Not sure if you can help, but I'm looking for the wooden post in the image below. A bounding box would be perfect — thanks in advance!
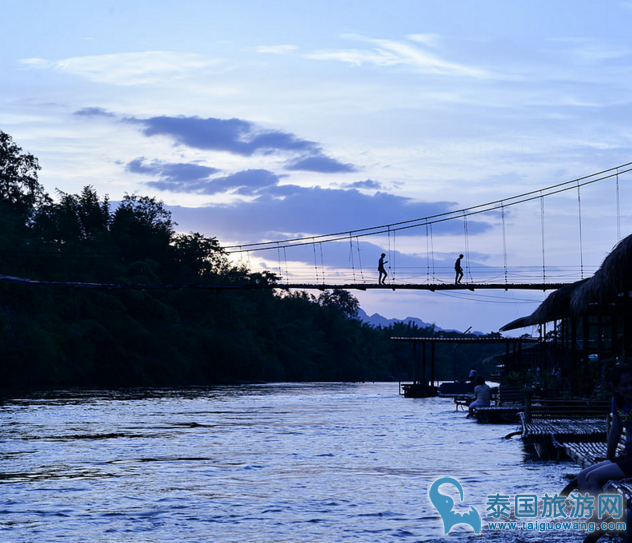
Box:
[524,388,533,423]
[422,341,427,385]
[412,342,418,384]
[431,342,436,387]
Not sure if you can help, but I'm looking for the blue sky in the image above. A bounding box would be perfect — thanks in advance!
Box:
[3,0,632,332]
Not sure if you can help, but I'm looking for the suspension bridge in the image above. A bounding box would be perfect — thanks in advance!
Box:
[221,161,631,292]
[1,161,631,292]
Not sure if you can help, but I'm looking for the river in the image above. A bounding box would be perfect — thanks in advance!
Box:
[0,382,599,542]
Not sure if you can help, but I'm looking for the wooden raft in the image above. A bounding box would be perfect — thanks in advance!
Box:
[521,414,608,459]
[521,414,608,445]
[564,442,610,469]
[604,479,632,507]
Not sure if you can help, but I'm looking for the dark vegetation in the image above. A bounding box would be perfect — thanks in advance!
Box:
[0,131,506,390]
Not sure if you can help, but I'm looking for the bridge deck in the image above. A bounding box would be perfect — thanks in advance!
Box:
[0,275,570,291]
[277,282,569,291]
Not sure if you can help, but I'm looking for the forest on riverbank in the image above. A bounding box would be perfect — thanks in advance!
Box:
[0,131,507,390]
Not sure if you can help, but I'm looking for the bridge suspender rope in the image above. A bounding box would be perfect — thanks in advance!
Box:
[349,234,356,283]
[221,161,632,259]
[320,242,325,285]
[429,222,436,281]
[387,226,392,285]
[313,243,320,284]
[616,169,621,241]
[540,192,546,284]
[577,181,584,280]
[283,247,289,285]
[392,230,396,285]
[501,202,508,285]
[425,222,430,283]
[2,161,631,292]
[356,237,365,283]
[463,212,471,283]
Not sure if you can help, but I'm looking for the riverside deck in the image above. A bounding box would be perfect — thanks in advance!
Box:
[520,414,608,459]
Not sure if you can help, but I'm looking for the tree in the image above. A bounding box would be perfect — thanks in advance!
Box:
[318,289,360,319]
[0,131,49,217]
[110,194,173,263]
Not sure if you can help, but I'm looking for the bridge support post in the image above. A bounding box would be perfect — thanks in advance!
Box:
[422,341,427,386]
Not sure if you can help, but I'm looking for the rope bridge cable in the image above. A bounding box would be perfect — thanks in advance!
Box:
[392,230,396,284]
[387,226,392,284]
[283,247,289,283]
[425,221,430,282]
[356,237,365,282]
[349,234,356,283]
[319,242,325,284]
[313,243,320,283]
[617,169,621,241]
[222,162,632,254]
[8,163,630,266]
[463,212,472,283]
[577,181,584,280]
[430,223,436,280]
[276,243,283,281]
[540,192,546,284]
[501,202,508,285]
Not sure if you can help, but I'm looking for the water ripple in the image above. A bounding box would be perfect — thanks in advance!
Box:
[0,384,586,542]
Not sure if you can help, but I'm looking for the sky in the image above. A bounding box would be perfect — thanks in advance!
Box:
[3,0,632,333]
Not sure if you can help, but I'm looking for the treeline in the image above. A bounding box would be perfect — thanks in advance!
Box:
[0,131,505,390]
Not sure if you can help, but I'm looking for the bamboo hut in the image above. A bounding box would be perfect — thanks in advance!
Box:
[500,234,632,396]
[501,280,588,332]
[572,235,632,313]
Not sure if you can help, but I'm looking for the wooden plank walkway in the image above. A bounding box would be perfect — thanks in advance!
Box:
[0,274,571,291]
[521,415,608,445]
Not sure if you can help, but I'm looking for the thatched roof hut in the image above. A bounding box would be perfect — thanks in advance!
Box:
[500,233,632,332]
[500,280,587,331]
[571,234,632,313]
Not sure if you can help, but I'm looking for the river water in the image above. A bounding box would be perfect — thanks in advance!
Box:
[0,382,602,542]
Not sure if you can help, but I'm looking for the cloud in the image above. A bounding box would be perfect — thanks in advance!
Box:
[126,157,220,185]
[307,34,487,78]
[285,154,357,173]
[74,107,117,118]
[130,115,320,157]
[549,37,631,63]
[200,169,281,195]
[255,45,297,54]
[20,51,222,85]
[166,184,490,242]
[121,114,359,174]
[127,158,280,195]
[74,109,359,176]
[342,179,383,190]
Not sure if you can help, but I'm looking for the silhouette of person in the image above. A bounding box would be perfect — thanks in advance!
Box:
[455,254,464,284]
[378,253,388,285]
[467,376,491,418]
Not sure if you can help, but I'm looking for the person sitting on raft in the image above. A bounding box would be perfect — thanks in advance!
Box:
[467,376,491,418]
[562,362,632,497]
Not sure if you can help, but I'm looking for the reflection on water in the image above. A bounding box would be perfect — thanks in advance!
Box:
[0,383,589,541]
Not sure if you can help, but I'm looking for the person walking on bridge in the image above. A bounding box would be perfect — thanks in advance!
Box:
[378,253,388,285]
[455,254,464,284]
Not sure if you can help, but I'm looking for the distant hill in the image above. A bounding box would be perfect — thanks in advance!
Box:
[357,308,483,335]
[357,308,441,331]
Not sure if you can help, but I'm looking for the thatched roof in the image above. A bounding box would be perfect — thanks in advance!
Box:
[500,233,632,332]
[500,280,587,331]
[571,234,632,313]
